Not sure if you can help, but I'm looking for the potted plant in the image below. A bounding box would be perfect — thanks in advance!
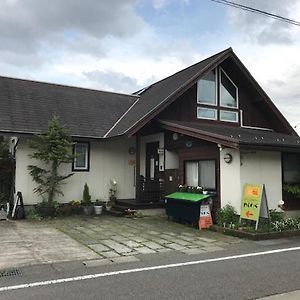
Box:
[69,200,82,214]
[36,200,60,218]
[94,199,103,215]
[82,183,94,215]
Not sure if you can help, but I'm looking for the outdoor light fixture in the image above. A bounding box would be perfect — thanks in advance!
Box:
[224,153,233,163]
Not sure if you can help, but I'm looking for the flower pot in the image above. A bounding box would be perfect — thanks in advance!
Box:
[94,205,103,215]
[83,205,94,215]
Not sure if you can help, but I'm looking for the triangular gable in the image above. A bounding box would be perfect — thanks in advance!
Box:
[106,48,297,138]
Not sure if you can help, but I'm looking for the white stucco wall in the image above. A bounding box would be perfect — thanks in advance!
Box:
[140,132,164,176]
[220,148,242,213]
[220,149,282,214]
[240,151,282,211]
[15,136,136,205]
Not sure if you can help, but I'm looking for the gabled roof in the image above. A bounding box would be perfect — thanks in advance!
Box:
[0,76,138,138]
[158,120,300,152]
[107,48,232,137]
[107,47,296,137]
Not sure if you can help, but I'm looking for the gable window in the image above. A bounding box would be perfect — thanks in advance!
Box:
[197,66,239,123]
[220,68,238,108]
[73,142,90,171]
[197,69,216,105]
[220,110,238,122]
[197,107,217,120]
[185,160,216,190]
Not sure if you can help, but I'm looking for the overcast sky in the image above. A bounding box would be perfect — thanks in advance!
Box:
[0,0,300,132]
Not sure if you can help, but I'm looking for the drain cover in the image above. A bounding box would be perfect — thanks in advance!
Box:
[0,269,22,278]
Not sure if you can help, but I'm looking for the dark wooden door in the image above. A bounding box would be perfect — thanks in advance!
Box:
[145,142,159,181]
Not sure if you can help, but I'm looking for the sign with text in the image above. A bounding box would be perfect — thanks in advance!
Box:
[241,184,265,221]
[199,205,213,230]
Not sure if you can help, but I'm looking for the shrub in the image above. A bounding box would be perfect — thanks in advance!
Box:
[216,204,239,227]
[82,183,92,206]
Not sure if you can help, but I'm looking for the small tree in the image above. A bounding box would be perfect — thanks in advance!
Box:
[82,183,92,206]
[28,115,74,204]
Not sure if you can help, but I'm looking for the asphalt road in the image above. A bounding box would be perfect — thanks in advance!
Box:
[1,241,300,300]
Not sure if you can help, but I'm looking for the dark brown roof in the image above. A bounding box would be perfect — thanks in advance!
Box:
[106,48,232,137]
[0,76,138,138]
[158,120,300,152]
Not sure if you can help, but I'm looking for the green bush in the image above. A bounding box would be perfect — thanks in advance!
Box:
[269,209,284,222]
[82,183,92,206]
[216,204,239,227]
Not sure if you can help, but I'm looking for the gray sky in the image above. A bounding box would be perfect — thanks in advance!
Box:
[0,0,299,132]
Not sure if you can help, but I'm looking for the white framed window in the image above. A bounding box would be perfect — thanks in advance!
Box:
[220,110,239,123]
[220,68,238,108]
[73,142,90,171]
[185,160,216,190]
[197,69,217,105]
[197,107,217,120]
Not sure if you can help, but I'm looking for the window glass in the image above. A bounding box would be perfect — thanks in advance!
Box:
[197,107,217,120]
[74,143,89,170]
[283,154,300,183]
[185,160,216,190]
[185,161,198,186]
[197,70,216,105]
[220,110,238,123]
[199,160,216,189]
[220,69,238,108]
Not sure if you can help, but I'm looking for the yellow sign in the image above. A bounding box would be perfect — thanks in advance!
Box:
[240,184,263,221]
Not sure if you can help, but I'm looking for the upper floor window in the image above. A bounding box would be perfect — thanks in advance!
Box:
[73,142,90,171]
[197,66,239,123]
[220,68,238,108]
[197,69,216,105]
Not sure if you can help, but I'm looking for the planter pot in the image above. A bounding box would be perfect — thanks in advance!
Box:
[105,202,113,211]
[39,206,56,218]
[61,205,72,216]
[83,205,94,216]
[94,205,103,215]
[71,206,82,215]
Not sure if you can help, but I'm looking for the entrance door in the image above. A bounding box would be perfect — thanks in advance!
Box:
[146,142,159,181]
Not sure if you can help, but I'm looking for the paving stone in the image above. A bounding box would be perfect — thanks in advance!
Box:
[110,235,128,242]
[156,248,173,253]
[135,247,156,254]
[143,241,164,250]
[170,239,191,246]
[83,259,113,267]
[101,240,132,253]
[181,248,207,255]
[202,246,224,252]
[148,231,160,235]
[130,236,147,243]
[101,251,121,258]
[166,243,187,250]
[198,237,217,243]
[151,238,170,245]
[121,240,141,248]
[111,256,140,264]
[88,244,110,252]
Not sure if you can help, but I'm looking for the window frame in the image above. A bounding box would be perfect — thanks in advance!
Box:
[184,159,217,191]
[219,67,239,109]
[197,69,217,106]
[72,141,90,172]
[197,107,217,120]
[219,110,239,123]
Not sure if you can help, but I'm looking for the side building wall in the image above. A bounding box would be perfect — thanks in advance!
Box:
[220,149,282,214]
[15,136,136,205]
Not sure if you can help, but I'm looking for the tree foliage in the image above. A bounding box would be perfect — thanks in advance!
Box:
[28,115,74,203]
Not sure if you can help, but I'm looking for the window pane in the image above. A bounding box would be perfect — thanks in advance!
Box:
[75,144,87,168]
[220,70,237,108]
[199,160,216,189]
[197,70,216,105]
[197,107,217,120]
[220,110,238,122]
[283,154,300,183]
[185,161,198,186]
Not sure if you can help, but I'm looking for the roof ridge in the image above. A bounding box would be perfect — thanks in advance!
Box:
[0,75,139,99]
[134,47,232,95]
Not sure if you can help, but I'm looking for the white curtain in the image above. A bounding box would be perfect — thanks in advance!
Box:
[199,160,216,189]
[185,161,198,186]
